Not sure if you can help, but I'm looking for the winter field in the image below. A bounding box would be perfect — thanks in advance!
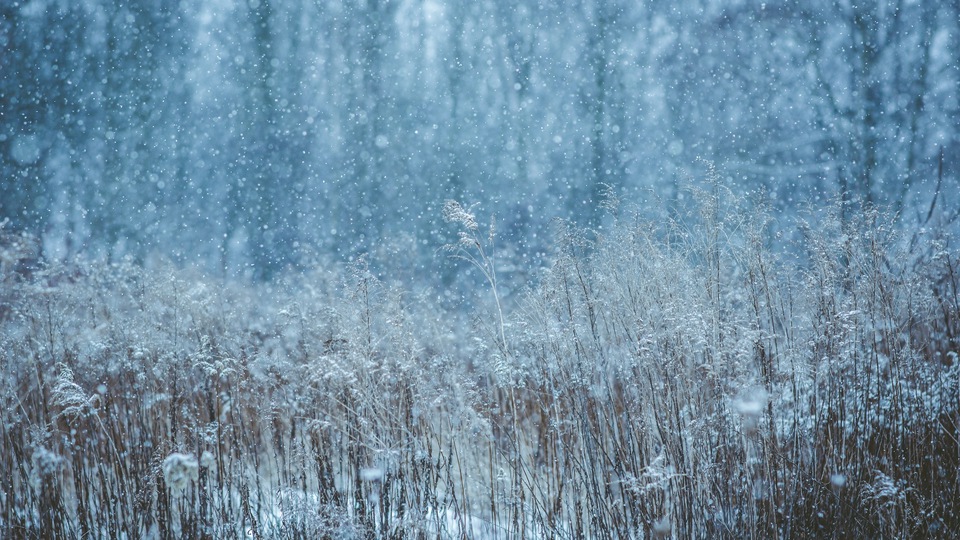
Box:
[5,1,960,537]
[2,192,958,539]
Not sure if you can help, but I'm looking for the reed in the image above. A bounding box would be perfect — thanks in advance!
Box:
[1,194,957,538]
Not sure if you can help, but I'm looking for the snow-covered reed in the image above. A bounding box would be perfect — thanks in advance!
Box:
[1,194,957,538]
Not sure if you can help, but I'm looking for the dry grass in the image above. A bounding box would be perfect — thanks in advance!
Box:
[1,195,958,538]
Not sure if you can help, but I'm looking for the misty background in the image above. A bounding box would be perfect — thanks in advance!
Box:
[2,0,957,281]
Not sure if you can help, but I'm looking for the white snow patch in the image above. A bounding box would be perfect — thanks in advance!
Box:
[163,452,199,491]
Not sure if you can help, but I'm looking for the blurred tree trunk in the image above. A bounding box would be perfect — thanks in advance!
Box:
[577,0,627,229]
[241,0,304,279]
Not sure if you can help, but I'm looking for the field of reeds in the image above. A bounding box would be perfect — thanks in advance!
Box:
[2,192,958,538]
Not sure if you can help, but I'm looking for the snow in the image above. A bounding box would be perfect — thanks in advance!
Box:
[2,0,958,537]
[162,453,199,491]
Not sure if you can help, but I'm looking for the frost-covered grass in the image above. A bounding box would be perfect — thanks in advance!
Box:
[1,194,958,539]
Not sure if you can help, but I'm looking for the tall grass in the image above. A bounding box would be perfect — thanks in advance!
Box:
[1,193,957,538]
